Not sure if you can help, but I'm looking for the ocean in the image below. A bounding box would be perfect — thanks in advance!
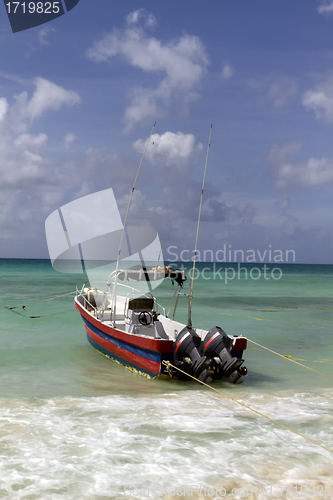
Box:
[0,259,332,499]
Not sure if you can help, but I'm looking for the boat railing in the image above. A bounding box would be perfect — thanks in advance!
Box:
[106,267,189,321]
[76,266,188,323]
[75,282,98,316]
[75,279,166,320]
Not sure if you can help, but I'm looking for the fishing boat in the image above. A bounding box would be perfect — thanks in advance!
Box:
[74,123,248,383]
[74,266,248,383]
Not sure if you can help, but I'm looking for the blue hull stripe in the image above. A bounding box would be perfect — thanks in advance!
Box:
[87,334,158,377]
[81,316,163,363]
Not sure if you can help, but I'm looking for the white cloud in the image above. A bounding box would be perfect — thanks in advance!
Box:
[221,63,235,80]
[318,1,333,14]
[0,131,48,186]
[302,77,333,122]
[64,133,77,149]
[87,28,207,87]
[14,132,47,148]
[0,98,8,121]
[267,142,333,190]
[0,79,84,255]
[125,9,157,27]
[249,76,297,108]
[0,72,27,84]
[145,13,157,28]
[22,77,80,121]
[0,78,81,189]
[124,88,161,131]
[126,9,142,24]
[133,131,203,167]
[38,27,56,45]
[87,12,208,130]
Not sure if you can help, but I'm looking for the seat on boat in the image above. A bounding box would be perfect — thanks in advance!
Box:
[127,297,154,311]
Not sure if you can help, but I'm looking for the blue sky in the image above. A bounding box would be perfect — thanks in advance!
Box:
[1,0,333,263]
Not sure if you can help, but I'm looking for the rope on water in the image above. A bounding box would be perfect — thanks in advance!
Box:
[6,307,75,318]
[6,290,76,310]
[216,310,328,329]
[5,290,76,318]
[247,338,333,380]
[162,360,333,454]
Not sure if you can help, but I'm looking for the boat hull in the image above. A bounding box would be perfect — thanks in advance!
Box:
[75,299,175,378]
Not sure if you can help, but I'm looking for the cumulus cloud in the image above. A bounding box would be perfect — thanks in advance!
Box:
[15,77,81,122]
[267,142,333,190]
[302,77,333,122]
[0,78,84,256]
[318,1,333,14]
[249,76,297,108]
[0,130,48,188]
[87,11,208,130]
[64,133,77,149]
[221,63,235,80]
[133,131,203,167]
[128,129,236,248]
[0,98,9,121]
[0,78,81,190]
[125,9,157,27]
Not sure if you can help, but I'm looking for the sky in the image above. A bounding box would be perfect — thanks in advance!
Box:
[1,0,333,264]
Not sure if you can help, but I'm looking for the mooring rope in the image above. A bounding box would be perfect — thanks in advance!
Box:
[6,307,75,319]
[6,290,76,310]
[247,338,333,380]
[162,360,333,454]
[5,290,76,318]
[216,310,327,329]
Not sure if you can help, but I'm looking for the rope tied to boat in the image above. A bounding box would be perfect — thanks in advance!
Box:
[247,338,333,380]
[7,290,76,309]
[5,290,76,318]
[162,360,333,454]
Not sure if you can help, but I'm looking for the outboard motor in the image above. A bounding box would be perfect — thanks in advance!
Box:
[203,326,246,384]
[174,327,212,382]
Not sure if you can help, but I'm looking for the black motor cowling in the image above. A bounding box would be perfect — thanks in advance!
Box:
[174,327,212,382]
[203,326,246,383]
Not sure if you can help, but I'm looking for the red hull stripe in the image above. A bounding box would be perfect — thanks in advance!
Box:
[81,315,162,363]
[86,324,161,376]
[75,299,174,354]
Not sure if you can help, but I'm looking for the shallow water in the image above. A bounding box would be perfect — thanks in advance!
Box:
[0,260,332,499]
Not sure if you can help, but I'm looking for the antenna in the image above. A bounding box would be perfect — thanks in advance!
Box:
[102,122,156,324]
[115,121,156,278]
[156,244,163,269]
[187,124,213,328]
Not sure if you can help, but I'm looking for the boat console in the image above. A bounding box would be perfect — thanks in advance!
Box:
[124,297,169,339]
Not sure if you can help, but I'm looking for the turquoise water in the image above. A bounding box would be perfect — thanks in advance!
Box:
[0,259,332,499]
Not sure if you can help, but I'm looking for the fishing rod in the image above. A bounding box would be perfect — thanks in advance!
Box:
[187,124,213,328]
[156,244,163,268]
[105,122,156,325]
